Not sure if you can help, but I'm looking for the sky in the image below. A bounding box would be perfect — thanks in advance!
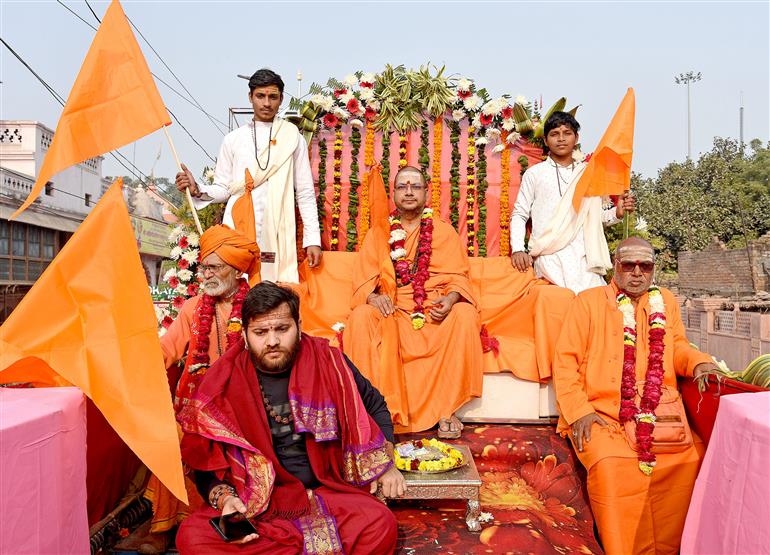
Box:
[1,0,768,184]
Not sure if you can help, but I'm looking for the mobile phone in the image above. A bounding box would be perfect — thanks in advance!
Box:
[209,512,258,542]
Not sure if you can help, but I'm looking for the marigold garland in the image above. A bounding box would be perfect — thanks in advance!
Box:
[617,286,667,475]
[347,126,361,252]
[499,131,511,257]
[394,438,464,472]
[316,138,328,239]
[398,132,408,169]
[330,127,343,250]
[449,120,461,230]
[466,126,477,256]
[476,142,488,256]
[389,208,433,330]
[430,118,443,217]
[364,120,376,167]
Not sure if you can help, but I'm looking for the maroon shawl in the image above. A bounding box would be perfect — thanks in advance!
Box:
[178,333,392,520]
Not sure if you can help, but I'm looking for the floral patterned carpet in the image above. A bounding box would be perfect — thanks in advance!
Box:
[392,424,602,554]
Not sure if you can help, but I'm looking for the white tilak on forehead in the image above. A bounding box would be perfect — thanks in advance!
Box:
[616,246,654,261]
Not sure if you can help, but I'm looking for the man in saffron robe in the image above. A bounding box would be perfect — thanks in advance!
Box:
[176,282,403,554]
[137,225,260,553]
[552,237,720,554]
[343,166,483,438]
[176,68,321,283]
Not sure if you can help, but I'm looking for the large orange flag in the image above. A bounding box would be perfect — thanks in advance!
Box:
[0,180,187,504]
[11,0,170,218]
[572,88,636,211]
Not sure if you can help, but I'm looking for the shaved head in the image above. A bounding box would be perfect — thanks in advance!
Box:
[615,236,654,257]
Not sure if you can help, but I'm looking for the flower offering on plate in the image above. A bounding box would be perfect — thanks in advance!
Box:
[394,438,465,473]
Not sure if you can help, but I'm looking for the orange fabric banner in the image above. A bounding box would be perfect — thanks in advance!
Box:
[11,0,170,218]
[0,180,187,504]
[572,88,635,211]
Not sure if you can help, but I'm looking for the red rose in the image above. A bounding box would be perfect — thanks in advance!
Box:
[480,113,493,126]
[457,89,472,99]
[187,283,199,296]
[177,258,190,270]
[161,315,174,329]
[178,236,189,249]
[323,113,339,129]
[172,295,185,309]
[333,88,347,98]
[346,97,360,115]
[365,106,377,122]
[168,276,180,288]
[501,106,513,119]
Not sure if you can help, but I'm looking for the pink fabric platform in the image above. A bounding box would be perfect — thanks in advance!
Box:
[0,387,89,554]
[681,391,770,554]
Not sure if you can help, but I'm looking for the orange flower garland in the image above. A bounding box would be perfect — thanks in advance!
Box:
[364,120,375,167]
[398,132,408,168]
[466,126,477,256]
[330,127,343,250]
[430,118,443,217]
[358,168,371,247]
[499,130,511,256]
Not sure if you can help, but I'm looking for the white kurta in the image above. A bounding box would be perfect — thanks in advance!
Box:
[195,120,321,249]
[510,157,619,294]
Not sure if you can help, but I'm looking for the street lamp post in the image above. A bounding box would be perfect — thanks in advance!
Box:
[674,71,702,160]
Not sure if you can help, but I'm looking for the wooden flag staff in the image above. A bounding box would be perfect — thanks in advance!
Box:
[163,125,203,235]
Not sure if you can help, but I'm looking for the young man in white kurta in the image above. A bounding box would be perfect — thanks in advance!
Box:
[510,156,620,294]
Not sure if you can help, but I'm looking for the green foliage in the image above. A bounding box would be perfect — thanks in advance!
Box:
[634,138,770,271]
[477,144,489,256]
[347,127,361,252]
[449,120,461,230]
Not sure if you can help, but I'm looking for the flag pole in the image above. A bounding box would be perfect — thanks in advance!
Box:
[162,125,203,234]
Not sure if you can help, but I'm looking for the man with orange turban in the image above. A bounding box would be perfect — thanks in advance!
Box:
[136,225,260,553]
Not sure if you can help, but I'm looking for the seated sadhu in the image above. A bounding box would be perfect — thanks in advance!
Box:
[176,281,404,554]
[343,165,483,438]
[552,237,720,554]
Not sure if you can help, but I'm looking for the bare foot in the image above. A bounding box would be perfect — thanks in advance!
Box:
[437,415,463,439]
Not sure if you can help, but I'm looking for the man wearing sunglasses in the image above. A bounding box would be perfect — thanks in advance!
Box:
[137,224,260,553]
[551,237,720,554]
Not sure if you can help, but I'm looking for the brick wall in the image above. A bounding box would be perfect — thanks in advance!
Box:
[678,233,770,297]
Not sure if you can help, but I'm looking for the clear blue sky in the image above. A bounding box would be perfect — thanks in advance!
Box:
[1,1,768,183]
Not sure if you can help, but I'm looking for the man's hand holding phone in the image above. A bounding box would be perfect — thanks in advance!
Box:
[209,495,259,543]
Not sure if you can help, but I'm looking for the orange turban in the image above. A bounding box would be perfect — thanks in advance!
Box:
[199,225,261,286]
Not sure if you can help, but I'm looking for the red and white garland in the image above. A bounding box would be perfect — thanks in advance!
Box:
[617,286,666,475]
[389,208,433,330]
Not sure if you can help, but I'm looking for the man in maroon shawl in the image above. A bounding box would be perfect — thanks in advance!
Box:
[177,281,403,554]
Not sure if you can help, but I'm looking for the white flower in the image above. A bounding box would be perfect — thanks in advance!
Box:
[471,114,482,128]
[506,131,521,144]
[502,118,516,132]
[492,144,506,154]
[343,74,358,87]
[463,94,482,111]
[333,107,349,120]
[482,103,499,117]
[572,148,586,163]
[182,249,199,264]
[475,137,489,146]
[515,95,528,106]
[349,118,364,128]
[451,109,466,122]
[367,99,381,111]
[457,78,472,92]
[310,94,334,112]
[163,268,177,281]
[170,246,182,260]
[158,327,167,337]
[388,229,407,243]
[177,269,193,282]
[390,247,407,261]
[360,72,376,84]
[479,512,494,523]
[187,233,199,247]
[485,128,501,140]
[169,227,183,242]
[340,91,356,104]
[635,216,648,232]
[176,283,189,296]
[331,321,346,333]
[202,167,215,184]
[359,87,375,102]
[154,304,165,321]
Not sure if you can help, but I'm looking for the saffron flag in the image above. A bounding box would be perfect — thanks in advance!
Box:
[572,88,636,211]
[11,0,170,218]
[0,180,187,504]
